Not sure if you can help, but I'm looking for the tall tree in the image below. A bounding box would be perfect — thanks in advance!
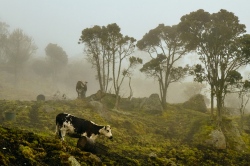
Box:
[6,28,37,83]
[45,43,68,80]
[106,24,140,109]
[178,9,250,124]
[79,25,110,92]
[79,23,141,108]
[137,24,189,109]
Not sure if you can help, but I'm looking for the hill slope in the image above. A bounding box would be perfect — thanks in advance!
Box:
[1,99,250,165]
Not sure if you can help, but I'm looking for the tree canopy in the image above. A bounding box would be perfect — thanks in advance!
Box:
[178,9,250,124]
[79,23,141,108]
[137,24,189,108]
[45,43,68,78]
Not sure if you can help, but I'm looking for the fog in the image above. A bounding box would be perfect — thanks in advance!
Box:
[0,51,189,102]
[1,50,250,114]
[1,1,250,112]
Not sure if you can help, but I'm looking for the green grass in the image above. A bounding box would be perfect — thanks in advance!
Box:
[1,99,250,165]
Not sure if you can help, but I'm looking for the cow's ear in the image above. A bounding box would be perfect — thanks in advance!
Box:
[104,126,107,130]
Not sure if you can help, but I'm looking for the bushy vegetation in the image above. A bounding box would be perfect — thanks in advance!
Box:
[1,99,250,165]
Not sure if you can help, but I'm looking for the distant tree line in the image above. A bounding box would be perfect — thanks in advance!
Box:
[0,22,68,86]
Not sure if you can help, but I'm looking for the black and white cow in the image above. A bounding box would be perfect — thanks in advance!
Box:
[55,113,112,141]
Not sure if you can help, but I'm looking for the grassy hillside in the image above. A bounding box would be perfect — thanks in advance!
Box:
[1,99,250,165]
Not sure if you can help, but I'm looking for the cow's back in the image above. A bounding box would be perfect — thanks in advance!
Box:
[70,116,92,134]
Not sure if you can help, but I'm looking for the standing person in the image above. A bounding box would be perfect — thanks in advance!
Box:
[76,81,85,98]
[81,81,88,98]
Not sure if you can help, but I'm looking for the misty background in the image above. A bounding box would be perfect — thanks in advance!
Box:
[0,0,250,110]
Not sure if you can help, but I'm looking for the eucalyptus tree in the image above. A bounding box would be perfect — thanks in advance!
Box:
[79,25,109,92]
[178,9,250,124]
[6,28,37,83]
[45,43,68,79]
[106,24,141,109]
[137,24,189,109]
[79,23,141,109]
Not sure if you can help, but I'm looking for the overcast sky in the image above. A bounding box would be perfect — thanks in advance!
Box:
[1,0,250,57]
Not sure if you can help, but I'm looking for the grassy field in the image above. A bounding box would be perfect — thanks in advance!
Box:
[1,99,250,165]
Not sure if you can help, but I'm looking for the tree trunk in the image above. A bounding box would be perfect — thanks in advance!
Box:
[96,56,103,92]
[216,91,223,126]
[161,89,167,109]
[114,89,119,109]
[211,84,214,120]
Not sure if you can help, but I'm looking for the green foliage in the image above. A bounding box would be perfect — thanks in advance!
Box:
[45,43,68,67]
[137,24,190,109]
[179,9,249,125]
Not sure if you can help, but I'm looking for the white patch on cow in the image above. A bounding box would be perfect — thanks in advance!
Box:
[63,121,75,132]
[90,121,97,125]
[90,133,99,140]
[81,132,87,137]
[99,125,112,139]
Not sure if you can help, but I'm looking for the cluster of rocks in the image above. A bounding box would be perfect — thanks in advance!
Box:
[87,91,163,114]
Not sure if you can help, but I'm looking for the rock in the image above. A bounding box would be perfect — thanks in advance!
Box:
[77,136,97,154]
[205,130,226,149]
[77,137,109,156]
[88,90,106,101]
[36,94,45,101]
[68,156,81,166]
[148,152,157,158]
[140,94,163,114]
[89,154,102,163]
[183,94,207,113]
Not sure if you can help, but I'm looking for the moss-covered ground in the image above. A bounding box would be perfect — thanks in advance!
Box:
[1,99,250,165]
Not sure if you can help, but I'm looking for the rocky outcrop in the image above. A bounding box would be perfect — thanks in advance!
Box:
[205,130,226,149]
[140,94,163,114]
[183,94,207,113]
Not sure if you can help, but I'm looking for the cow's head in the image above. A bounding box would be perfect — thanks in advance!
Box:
[99,125,113,139]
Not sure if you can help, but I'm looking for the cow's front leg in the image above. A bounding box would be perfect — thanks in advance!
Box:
[60,127,67,141]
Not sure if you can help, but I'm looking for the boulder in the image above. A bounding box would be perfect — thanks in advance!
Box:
[68,156,81,166]
[77,136,108,155]
[183,94,207,113]
[88,90,106,101]
[205,130,226,149]
[140,94,163,114]
[77,136,97,153]
[36,94,45,101]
